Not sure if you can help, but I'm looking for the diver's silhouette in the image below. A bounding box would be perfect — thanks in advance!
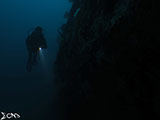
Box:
[26,26,47,72]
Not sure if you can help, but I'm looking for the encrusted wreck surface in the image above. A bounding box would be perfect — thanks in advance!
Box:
[54,0,159,119]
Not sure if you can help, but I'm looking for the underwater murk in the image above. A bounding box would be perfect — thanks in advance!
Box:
[0,0,71,120]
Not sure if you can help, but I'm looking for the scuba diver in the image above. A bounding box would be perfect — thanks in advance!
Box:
[26,26,47,72]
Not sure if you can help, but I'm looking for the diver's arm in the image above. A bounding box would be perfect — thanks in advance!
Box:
[25,36,33,53]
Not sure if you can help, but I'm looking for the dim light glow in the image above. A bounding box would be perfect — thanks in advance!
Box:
[39,47,42,51]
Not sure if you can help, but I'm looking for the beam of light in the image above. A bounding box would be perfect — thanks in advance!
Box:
[39,49,52,82]
[39,49,47,70]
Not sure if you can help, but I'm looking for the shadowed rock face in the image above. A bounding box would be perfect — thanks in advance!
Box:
[54,0,159,120]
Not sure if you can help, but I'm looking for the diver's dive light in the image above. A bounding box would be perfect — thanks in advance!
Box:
[39,47,42,51]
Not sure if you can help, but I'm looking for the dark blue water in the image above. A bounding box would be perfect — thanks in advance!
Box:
[0,0,71,119]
